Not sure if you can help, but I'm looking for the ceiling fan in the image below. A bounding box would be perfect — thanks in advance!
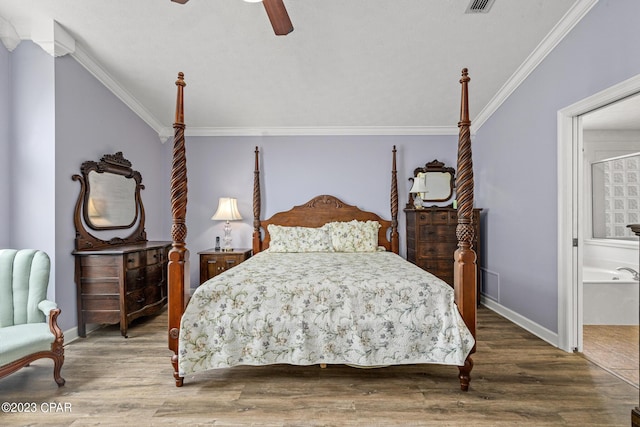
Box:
[171,0,293,36]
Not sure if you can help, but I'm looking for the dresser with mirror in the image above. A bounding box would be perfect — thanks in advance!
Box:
[404,160,481,294]
[72,152,171,338]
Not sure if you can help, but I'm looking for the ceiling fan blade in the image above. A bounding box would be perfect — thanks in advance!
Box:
[171,0,189,4]
[262,0,293,36]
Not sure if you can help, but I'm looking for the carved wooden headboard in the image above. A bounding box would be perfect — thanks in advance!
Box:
[251,147,400,255]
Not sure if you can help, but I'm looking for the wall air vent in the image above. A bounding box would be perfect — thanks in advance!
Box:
[465,0,496,13]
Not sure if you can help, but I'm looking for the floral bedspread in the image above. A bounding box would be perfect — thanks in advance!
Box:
[178,251,474,376]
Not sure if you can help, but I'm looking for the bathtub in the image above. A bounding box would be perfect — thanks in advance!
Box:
[583,266,639,325]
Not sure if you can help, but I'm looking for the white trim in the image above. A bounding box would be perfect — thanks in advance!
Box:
[556,111,577,352]
[557,72,640,353]
[481,297,559,348]
[177,125,462,138]
[474,0,598,130]
[157,125,464,142]
[32,20,75,57]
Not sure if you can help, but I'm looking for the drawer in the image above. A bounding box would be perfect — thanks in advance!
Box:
[80,264,119,280]
[417,241,457,258]
[80,280,119,295]
[145,264,162,285]
[80,255,120,279]
[125,289,147,313]
[144,284,162,305]
[125,251,144,269]
[81,255,118,267]
[416,210,455,225]
[418,225,456,242]
[82,295,120,311]
[146,248,164,265]
[126,268,146,291]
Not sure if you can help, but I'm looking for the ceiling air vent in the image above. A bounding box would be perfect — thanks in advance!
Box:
[465,0,496,13]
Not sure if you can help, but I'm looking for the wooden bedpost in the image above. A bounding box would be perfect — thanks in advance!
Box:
[454,68,477,391]
[168,72,189,387]
[390,145,399,254]
[252,146,262,254]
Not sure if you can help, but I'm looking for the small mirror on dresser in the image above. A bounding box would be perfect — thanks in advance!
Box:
[407,159,455,209]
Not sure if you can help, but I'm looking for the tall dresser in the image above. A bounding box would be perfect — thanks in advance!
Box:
[71,152,171,338]
[404,207,481,289]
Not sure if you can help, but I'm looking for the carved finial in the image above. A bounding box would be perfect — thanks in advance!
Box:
[460,68,469,83]
[459,68,470,126]
[176,72,186,87]
[174,72,186,126]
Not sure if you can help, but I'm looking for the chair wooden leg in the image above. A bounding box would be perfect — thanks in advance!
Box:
[53,355,65,387]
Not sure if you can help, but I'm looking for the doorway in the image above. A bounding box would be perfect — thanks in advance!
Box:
[579,99,640,387]
[557,73,640,355]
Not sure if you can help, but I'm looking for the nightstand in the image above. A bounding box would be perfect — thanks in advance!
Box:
[198,248,252,285]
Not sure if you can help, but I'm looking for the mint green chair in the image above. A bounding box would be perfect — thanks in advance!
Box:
[0,249,65,386]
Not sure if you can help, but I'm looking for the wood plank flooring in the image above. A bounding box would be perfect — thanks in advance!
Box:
[583,325,639,387]
[0,307,637,426]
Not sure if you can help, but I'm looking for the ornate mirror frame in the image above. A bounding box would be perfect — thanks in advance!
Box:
[72,152,147,250]
[407,159,456,207]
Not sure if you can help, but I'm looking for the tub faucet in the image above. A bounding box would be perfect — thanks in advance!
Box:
[616,267,640,281]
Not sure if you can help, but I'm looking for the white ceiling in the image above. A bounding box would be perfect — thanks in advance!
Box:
[0,0,597,138]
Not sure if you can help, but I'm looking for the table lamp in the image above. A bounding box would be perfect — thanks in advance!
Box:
[211,197,242,251]
[409,173,429,209]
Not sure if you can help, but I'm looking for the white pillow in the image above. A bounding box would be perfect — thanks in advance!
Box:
[267,224,334,253]
[325,220,381,252]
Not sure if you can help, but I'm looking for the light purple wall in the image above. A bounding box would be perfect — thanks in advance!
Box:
[182,135,458,287]
[54,54,170,331]
[0,43,9,247]
[10,42,56,274]
[473,0,640,332]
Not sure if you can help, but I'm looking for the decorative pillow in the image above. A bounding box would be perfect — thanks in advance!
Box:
[267,224,334,253]
[325,220,381,252]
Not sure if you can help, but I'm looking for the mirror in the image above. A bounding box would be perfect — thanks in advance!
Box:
[592,152,640,240]
[87,170,137,228]
[407,160,455,208]
[72,152,147,250]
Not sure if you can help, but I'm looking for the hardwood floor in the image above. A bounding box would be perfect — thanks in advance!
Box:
[1,307,637,426]
[583,325,639,387]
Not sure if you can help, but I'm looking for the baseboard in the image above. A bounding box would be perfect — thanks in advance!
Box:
[63,323,102,344]
[481,296,560,349]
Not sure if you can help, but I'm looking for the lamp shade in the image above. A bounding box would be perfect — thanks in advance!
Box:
[211,197,242,221]
[409,175,428,194]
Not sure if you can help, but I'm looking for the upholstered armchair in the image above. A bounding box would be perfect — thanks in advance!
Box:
[0,249,65,386]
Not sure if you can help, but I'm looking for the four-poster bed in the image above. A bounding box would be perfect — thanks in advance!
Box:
[167,69,477,390]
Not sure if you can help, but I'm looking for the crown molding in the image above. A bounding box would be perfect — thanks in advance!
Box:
[157,125,466,142]
[0,16,20,51]
[473,0,599,131]
[70,45,165,135]
[32,20,75,57]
